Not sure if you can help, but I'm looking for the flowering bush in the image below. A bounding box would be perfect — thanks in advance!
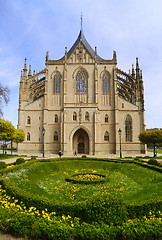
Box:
[66,172,109,184]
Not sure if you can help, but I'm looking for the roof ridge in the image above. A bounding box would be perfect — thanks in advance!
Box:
[59,30,104,61]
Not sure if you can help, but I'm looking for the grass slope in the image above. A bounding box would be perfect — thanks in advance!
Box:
[2,160,162,204]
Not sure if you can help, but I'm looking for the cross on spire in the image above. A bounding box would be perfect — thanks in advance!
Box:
[81,13,83,31]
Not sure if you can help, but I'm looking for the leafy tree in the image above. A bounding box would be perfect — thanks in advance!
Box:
[0,83,9,116]
[10,129,25,155]
[139,129,162,157]
[0,119,25,154]
[0,119,15,154]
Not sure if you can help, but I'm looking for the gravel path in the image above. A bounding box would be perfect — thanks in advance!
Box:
[0,233,24,240]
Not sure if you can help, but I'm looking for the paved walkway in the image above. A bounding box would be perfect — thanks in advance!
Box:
[1,151,162,164]
[0,233,24,240]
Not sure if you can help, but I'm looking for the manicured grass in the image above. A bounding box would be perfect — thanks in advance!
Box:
[147,149,162,154]
[0,154,18,160]
[2,160,162,204]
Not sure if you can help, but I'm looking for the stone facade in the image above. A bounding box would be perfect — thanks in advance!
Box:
[18,28,146,156]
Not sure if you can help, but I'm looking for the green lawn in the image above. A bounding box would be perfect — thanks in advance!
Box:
[0,154,18,160]
[2,160,162,204]
[147,149,162,154]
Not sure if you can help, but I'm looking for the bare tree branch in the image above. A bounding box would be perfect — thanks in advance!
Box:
[0,83,10,116]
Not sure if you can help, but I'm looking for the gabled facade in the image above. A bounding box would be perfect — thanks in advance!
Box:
[18,28,146,156]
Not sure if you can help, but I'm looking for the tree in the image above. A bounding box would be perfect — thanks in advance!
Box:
[0,83,9,116]
[0,119,15,154]
[10,129,25,155]
[139,129,162,157]
[14,129,25,143]
[0,119,25,154]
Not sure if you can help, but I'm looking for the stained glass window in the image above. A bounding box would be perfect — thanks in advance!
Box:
[102,73,109,94]
[75,71,87,94]
[104,131,109,141]
[125,116,132,141]
[53,74,60,93]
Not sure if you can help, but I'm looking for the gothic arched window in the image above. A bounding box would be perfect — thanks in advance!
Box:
[105,114,109,123]
[73,112,77,121]
[102,73,109,94]
[54,114,58,123]
[54,131,58,141]
[104,131,109,141]
[125,115,132,141]
[53,74,60,94]
[27,116,31,125]
[75,71,87,94]
[85,112,89,121]
[27,132,30,141]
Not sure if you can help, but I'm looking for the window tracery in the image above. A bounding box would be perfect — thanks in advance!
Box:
[104,131,109,141]
[102,73,109,94]
[53,74,60,94]
[125,115,132,141]
[75,71,87,94]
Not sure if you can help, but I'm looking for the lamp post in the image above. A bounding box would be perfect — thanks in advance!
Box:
[118,128,122,158]
[42,128,46,157]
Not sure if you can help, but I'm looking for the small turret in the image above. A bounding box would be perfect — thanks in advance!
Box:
[113,51,117,62]
[28,65,32,78]
[131,64,135,78]
[23,58,27,80]
[65,47,67,61]
[136,57,140,79]
[95,47,97,61]
[46,51,49,62]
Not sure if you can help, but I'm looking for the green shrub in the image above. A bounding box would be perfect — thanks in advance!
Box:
[81,195,128,225]
[82,155,87,158]
[15,158,25,165]
[0,161,7,169]
[148,159,160,166]
[127,199,162,219]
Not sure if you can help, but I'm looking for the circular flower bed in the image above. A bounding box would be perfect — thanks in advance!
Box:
[65,172,109,184]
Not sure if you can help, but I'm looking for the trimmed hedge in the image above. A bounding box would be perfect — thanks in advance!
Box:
[0,161,7,169]
[15,158,25,165]
[0,206,161,240]
[148,159,160,166]
[65,172,109,184]
[1,177,162,222]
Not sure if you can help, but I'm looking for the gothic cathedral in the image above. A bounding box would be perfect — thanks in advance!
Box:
[18,28,146,156]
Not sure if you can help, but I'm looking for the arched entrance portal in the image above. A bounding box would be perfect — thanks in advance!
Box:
[73,129,89,154]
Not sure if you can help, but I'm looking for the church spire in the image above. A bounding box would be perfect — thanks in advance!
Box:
[23,58,27,80]
[81,13,83,32]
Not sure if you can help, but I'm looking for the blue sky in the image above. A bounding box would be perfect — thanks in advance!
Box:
[0,0,162,128]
